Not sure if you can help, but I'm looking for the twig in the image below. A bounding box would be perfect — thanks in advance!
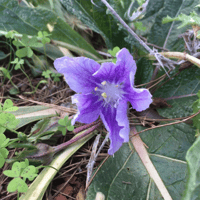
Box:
[164,93,197,101]
[99,0,178,73]
[130,109,200,138]
[86,134,101,188]
[148,52,200,68]
[100,0,152,53]
[85,155,110,191]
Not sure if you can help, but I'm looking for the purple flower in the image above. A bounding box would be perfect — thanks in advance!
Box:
[54,48,152,155]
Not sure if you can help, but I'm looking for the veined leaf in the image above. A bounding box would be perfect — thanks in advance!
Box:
[183,136,200,199]
[86,123,195,200]
[154,66,200,119]
[140,0,200,51]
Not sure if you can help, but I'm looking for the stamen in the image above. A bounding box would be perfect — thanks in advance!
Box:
[94,87,98,91]
[115,85,118,87]
[101,92,107,98]
[101,81,107,85]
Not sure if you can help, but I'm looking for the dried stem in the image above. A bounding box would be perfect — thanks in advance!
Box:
[100,0,153,53]
[130,109,200,138]
[148,52,200,68]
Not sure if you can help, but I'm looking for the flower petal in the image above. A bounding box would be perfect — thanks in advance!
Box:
[71,93,102,124]
[93,48,136,85]
[100,105,124,155]
[116,48,137,86]
[125,87,152,112]
[116,100,130,143]
[54,57,100,93]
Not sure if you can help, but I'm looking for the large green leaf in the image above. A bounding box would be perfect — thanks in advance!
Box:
[183,136,200,200]
[0,0,100,59]
[86,123,195,200]
[61,0,131,49]
[10,106,57,129]
[154,66,200,119]
[140,0,200,51]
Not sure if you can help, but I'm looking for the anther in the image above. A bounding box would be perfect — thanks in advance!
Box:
[94,87,98,91]
[101,92,107,98]
[101,81,107,85]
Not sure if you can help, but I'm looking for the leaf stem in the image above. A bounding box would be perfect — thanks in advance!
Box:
[20,65,34,91]
[53,122,102,154]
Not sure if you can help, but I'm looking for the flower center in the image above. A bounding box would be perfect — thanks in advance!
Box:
[94,81,124,107]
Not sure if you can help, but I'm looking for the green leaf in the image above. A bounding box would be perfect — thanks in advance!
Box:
[29,117,58,142]
[11,58,19,64]
[42,70,52,78]
[13,39,24,47]
[3,99,13,110]
[9,87,19,95]
[182,136,200,199]
[4,161,21,177]
[108,46,120,57]
[0,148,8,158]
[0,152,6,168]
[21,34,29,46]
[140,0,200,51]
[12,58,25,70]
[154,67,200,119]
[9,105,56,130]
[7,177,28,193]
[0,51,9,60]
[134,21,146,31]
[58,126,67,136]
[58,118,66,126]
[135,57,153,85]
[0,134,9,167]
[0,0,100,59]
[61,0,130,49]
[86,123,195,200]
[26,47,34,57]
[16,47,28,58]
[0,67,11,79]
[5,30,16,39]
[21,165,38,181]
[51,73,61,82]
[0,137,10,148]
[32,43,65,61]
[67,125,74,132]
[162,11,200,29]
[0,133,7,144]
[192,91,200,135]
[29,36,43,48]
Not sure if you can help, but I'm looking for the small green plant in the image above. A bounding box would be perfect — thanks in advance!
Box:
[0,133,10,168]
[42,70,62,82]
[3,158,38,197]
[134,21,146,31]
[58,116,74,136]
[37,31,51,45]
[0,99,20,168]
[0,99,20,134]
[12,34,43,58]
[11,58,24,70]
[162,11,200,29]
[193,91,200,136]
[108,46,120,63]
